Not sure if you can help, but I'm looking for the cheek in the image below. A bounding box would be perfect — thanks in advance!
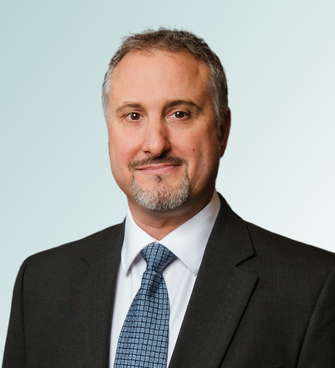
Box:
[186,136,219,177]
[108,137,129,178]
[108,146,134,194]
[108,130,142,188]
[108,124,142,162]
[109,127,129,159]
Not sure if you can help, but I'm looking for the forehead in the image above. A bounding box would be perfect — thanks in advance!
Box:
[110,49,210,104]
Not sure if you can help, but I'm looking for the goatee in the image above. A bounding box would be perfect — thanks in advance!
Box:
[129,156,190,212]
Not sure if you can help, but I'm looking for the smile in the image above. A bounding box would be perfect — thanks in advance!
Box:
[136,163,182,175]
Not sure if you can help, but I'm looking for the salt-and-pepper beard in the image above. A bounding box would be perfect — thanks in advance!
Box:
[130,156,190,212]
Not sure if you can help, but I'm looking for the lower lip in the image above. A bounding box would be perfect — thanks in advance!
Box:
[137,165,181,175]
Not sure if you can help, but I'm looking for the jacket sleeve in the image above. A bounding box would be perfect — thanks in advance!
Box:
[297,264,335,367]
[2,260,28,368]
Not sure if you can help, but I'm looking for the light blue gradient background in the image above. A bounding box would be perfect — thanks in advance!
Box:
[1,0,334,358]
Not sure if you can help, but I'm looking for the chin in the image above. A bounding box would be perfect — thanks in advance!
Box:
[131,175,190,212]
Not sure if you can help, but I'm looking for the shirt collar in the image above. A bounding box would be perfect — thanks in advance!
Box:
[122,190,221,276]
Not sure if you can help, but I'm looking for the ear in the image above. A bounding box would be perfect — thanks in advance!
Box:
[219,108,231,157]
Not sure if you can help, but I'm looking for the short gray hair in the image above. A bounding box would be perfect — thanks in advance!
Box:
[102,28,229,129]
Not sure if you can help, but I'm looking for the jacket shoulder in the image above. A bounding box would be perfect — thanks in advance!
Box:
[22,222,125,272]
[245,221,335,275]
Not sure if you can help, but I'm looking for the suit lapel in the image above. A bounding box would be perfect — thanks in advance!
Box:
[169,195,257,368]
[75,223,124,367]
[66,196,256,367]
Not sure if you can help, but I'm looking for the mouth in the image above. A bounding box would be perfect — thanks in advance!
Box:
[130,156,185,170]
[137,163,182,175]
[129,156,186,178]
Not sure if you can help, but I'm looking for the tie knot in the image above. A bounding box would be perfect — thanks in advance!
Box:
[141,243,175,273]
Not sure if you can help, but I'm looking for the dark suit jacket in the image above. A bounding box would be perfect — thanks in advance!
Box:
[3,195,335,368]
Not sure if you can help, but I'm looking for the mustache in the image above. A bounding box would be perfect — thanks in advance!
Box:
[129,156,186,170]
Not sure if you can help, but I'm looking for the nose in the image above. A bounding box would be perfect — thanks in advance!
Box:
[141,118,171,157]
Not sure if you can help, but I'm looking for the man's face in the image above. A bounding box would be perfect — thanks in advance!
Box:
[108,49,227,215]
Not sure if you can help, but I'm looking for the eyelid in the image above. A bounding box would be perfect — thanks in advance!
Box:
[125,112,144,121]
[168,110,190,119]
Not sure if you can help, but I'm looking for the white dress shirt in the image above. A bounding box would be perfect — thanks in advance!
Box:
[109,191,221,367]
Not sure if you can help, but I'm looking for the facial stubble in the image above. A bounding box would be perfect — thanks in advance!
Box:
[130,157,190,212]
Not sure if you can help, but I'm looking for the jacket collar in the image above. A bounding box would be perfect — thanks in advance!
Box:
[77,194,257,368]
[169,194,257,368]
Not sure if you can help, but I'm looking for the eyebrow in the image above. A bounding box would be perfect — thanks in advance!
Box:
[164,99,202,112]
[115,103,143,115]
[114,99,202,116]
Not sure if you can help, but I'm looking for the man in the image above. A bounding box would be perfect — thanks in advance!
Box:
[3,28,335,368]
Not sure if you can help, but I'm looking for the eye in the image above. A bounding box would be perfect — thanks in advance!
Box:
[172,111,189,119]
[127,112,142,121]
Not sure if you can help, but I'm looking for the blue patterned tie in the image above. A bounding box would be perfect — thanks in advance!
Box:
[114,243,175,368]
